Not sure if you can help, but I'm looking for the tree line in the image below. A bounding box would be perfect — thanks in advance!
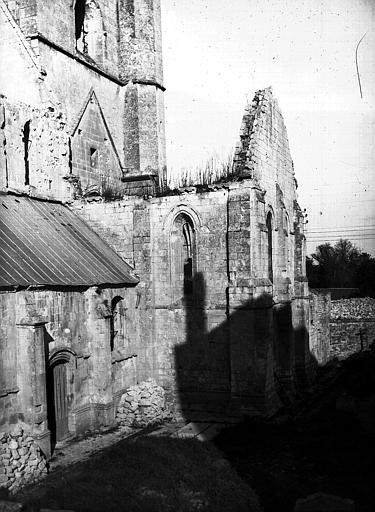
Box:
[306,239,375,297]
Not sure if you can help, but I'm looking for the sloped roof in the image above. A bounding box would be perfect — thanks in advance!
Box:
[0,194,138,288]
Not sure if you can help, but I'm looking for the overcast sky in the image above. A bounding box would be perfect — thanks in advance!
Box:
[161,0,375,255]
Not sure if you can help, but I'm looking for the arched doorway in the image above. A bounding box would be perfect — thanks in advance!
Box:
[47,353,72,446]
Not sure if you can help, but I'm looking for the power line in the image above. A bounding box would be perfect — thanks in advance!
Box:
[306,225,375,230]
[306,224,375,229]
[306,230,375,236]
[307,237,375,242]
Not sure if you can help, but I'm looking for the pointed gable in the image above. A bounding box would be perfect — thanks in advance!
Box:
[71,88,123,194]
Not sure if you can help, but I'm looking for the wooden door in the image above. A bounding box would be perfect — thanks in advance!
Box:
[48,361,69,443]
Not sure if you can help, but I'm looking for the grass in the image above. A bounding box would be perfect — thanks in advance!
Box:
[17,434,262,512]
[167,151,235,189]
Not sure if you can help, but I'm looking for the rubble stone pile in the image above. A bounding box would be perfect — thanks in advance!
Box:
[331,298,375,321]
[116,379,167,427]
[0,429,47,494]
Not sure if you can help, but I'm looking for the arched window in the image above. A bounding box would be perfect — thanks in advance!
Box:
[266,211,273,282]
[171,213,196,300]
[74,0,86,42]
[75,0,105,65]
[110,296,124,352]
[182,221,193,294]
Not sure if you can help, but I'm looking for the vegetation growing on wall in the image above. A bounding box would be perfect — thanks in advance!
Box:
[167,151,234,189]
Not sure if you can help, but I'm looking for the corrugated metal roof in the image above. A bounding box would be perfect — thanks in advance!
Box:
[0,194,138,288]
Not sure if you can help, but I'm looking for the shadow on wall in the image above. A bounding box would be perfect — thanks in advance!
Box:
[174,272,314,420]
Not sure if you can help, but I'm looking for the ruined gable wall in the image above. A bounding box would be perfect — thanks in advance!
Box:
[233,87,311,391]
[233,88,299,297]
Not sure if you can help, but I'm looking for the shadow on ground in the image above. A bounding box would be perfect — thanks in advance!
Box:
[214,352,375,512]
[15,433,261,512]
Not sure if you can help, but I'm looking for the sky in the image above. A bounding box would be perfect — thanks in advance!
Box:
[160,0,375,255]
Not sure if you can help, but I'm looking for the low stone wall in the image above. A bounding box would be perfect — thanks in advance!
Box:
[329,298,375,360]
[310,294,375,364]
[330,321,375,360]
[116,379,168,427]
[0,429,48,494]
[330,298,375,321]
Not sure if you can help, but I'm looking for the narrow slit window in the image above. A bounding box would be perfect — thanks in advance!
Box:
[110,296,124,352]
[23,121,30,185]
[89,147,98,168]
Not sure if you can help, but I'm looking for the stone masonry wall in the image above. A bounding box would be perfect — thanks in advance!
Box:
[70,88,310,415]
[0,285,139,440]
[309,290,331,365]
[329,298,375,360]
[0,96,70,198]
[71,189,231,410]
[0,428,47,494]
[4,0,120,76]
[1,0,167,199]
[310,295,375,364]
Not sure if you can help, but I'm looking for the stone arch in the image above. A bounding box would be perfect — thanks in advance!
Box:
[163,203,203,232]
[48,347,77,366]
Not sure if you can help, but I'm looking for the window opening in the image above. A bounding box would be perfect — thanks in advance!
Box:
[110,296,123,352]
[172,213,196,300]
[89,147,98,168]
[75,0,104,63]
[75,0,86,43]
[183,221,193,294]
[23,121,30,186]
[266,212,273,282]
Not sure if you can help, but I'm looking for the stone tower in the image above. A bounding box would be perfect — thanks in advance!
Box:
[119,0,166,189]
[0,0,167,197]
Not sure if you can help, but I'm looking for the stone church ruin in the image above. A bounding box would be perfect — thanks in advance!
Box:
[0,0,312,483]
